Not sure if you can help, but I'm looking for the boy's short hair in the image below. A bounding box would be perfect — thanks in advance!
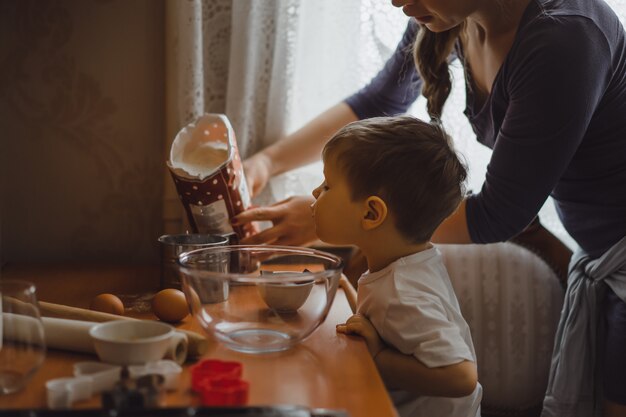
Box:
[323,116,467,243]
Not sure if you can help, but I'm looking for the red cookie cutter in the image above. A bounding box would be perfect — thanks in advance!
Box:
[190,359,248,406]
[190,359,242,392]
[198,377,249,406]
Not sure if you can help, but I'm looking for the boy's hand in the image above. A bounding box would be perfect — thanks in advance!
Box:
[337,314,385,358]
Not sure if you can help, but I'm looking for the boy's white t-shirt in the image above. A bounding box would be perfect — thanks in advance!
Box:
[357,247,482,417]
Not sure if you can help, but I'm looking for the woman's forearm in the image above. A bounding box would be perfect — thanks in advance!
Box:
[375,346,477,398]
[260,102,358,176]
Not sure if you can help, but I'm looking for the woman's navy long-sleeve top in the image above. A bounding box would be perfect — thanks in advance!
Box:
[345,0,626,258]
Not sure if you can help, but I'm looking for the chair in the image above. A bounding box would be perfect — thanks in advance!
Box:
[440,242,564,417]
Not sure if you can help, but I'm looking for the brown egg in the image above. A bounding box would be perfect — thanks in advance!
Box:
[152,289,189,323]
[90,293,125,316]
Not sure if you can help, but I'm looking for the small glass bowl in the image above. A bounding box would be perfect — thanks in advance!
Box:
[178,245,343,354]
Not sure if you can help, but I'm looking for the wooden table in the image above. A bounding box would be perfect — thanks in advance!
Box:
[0,264,397,417]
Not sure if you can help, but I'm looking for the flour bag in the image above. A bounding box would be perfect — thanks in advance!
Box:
[167,114,253,241]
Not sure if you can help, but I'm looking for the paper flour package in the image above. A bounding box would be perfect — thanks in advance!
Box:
[167,114,253,241]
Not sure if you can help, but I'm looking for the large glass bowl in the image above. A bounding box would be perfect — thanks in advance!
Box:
[178,245,343,354]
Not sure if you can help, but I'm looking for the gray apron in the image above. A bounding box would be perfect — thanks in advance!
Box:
[542,235,626,416]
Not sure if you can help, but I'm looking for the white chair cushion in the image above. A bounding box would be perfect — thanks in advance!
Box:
[437,242,564,411]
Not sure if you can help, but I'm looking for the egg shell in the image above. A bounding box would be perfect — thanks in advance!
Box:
[152,289,189,323]
[90,293,125,316]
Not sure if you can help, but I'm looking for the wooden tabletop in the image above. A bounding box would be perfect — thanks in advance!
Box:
[0,264,397,417]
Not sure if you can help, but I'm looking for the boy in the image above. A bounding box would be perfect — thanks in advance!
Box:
[311,116,481,417]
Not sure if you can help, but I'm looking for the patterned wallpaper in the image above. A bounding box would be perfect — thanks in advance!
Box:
[0,0,165,264]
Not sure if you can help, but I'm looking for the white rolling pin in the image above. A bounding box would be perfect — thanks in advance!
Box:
[2,314,188,365]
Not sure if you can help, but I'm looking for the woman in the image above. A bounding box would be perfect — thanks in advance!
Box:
[234,0,626,415]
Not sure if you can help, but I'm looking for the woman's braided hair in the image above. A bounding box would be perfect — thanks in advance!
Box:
[413,25,463,120]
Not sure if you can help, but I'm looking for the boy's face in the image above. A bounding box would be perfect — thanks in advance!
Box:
[311,155,363,245]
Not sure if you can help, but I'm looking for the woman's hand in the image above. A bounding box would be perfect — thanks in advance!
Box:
[232,195,318,246]
[242,152,273,198]
[337,313,385,358]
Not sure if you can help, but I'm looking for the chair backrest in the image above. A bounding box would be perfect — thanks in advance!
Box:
[438,242,565,416]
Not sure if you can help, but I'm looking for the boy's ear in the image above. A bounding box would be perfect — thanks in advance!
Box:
[362,196,388,231]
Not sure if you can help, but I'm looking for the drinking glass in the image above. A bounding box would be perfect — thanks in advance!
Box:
[158,233,229,289]
[0,280,46,394]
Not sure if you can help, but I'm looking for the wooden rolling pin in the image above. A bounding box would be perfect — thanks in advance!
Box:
[38,301,209,358]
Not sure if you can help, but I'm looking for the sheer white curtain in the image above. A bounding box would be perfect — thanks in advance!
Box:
[226,0,409,207]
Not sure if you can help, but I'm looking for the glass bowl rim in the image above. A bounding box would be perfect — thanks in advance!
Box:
[176,244,344,284]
